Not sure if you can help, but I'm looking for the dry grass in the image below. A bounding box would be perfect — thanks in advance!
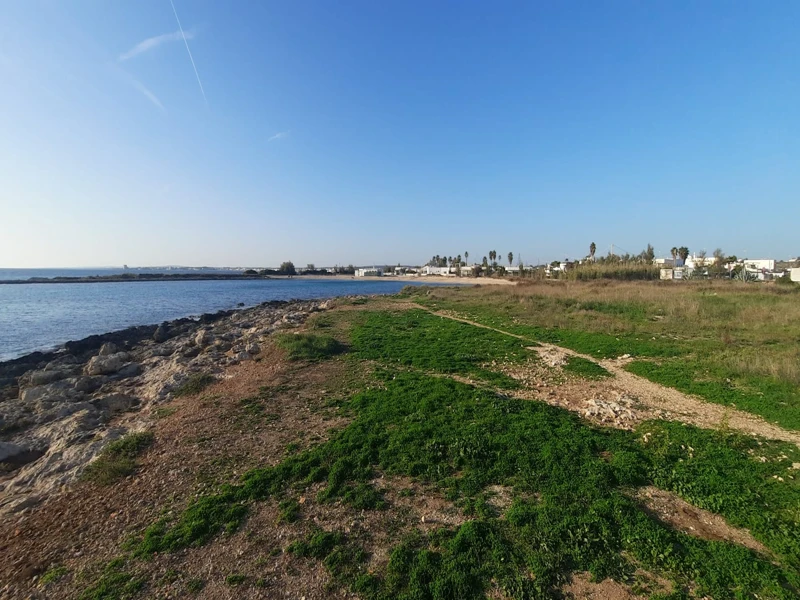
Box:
[438,280,800,384]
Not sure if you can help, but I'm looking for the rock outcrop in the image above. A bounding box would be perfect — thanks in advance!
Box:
[0,298,336,515]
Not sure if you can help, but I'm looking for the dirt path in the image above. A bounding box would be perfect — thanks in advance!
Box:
[416,304,800,446]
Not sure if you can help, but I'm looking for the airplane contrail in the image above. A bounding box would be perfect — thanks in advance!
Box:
[169,0,207,105]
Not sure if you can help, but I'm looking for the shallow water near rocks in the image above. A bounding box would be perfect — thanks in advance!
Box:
[0,278,451,361]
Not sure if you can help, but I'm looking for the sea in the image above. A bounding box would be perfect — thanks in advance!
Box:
[0,270,455,362]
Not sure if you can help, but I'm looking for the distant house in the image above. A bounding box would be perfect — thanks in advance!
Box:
[654,258,675,268]
[355,267,383,277]
[791,268,800,283]
[422,266,455,276]
[744,259,775,272]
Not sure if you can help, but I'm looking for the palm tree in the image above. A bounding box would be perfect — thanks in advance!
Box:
[482,256,488,268]
[670,247,678,263]
[464,251,469,265]
[507,252,513,267]
[678,247,690,262]
[589,242,596,261]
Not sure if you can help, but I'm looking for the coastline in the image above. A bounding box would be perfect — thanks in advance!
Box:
[0,273,514,285]
[0,296,339,515]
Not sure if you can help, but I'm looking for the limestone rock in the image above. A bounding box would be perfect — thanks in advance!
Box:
[195,329,213,347]
[85,352,130,376]
[74,376,103,394]
[90,394,138,415]
[29,369,68,386]
[98,342,120,356]
[20,380,82,404]
[115,363,143,379]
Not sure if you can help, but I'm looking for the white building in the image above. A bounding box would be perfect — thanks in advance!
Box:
[355,267,383,277]
[422,266,455,276]
[743,259,775,272]
[791,268,800,283]
[684,254,720,270]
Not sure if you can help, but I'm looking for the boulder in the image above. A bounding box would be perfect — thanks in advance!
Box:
[85,352,130,376]
[245,342,260,355]
[0,442,29,463]
[29,369,68,386]
[98,342,120,356]
[153,324,169,343]
[195,329,213,347]
[90,394,138,415]
[0,442,45,471]
[214,341,233,353]
[20,380,81,404]
[44,355,79,371]
[74,376,103,394]
[116,363,143,379]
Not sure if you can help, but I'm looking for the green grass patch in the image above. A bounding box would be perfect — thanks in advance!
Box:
[225,573,247,586]
[130,370,799,597]
[562,356,612,379]
[40,565,68,585]
[186,578,204,593]
[79,558,143,600]
[173,373,215,397]
[82,432,154,486]
[278,498,301,523]
[350,309,533,388]
[153,406,177,419]
[275,332,346,361]
[628,359,800,430]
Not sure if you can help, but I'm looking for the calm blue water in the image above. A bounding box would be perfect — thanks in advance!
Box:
[0,278,450,362]
[0,268,240,281]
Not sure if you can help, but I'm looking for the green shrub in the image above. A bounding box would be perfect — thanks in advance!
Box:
[275,333,346,361]
[82,432,154,485]
[79,558,143,600]
[173,373,215,397]
[40,565,68,585]
[278,498,301,523]
[562,356,612,379]
[225,573,247,586]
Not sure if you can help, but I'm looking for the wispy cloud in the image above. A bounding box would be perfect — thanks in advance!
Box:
[169,0,207,105]
[268,131,290,142]
[119,30,194,61]
[129,77,165,112]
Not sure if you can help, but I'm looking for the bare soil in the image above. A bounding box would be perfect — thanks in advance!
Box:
[632,486,769,555]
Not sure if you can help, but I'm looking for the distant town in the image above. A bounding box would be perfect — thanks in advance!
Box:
[239,245,800,283]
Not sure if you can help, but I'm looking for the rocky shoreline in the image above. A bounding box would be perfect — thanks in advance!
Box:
[0,297,336,516]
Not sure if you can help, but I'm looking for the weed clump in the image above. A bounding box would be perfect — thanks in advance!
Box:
[82,432,154,485]
[225,573,247,586]
[79,557,143,600]
[562,356,612,379]
[40,565,68,585]
[173,373,215,397]
[276,333,346,361]
[278,498,301,523]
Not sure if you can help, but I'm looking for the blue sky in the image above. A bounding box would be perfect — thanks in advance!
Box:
[1,1,798,268]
